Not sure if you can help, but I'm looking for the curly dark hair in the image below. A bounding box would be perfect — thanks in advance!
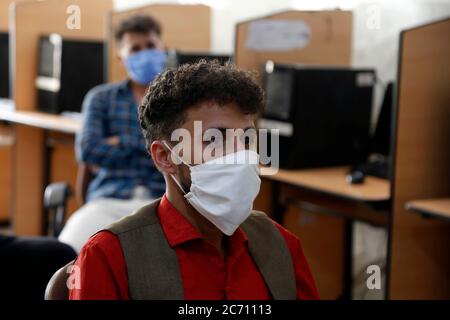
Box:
[139,60,264,149]
[115,14,162,41]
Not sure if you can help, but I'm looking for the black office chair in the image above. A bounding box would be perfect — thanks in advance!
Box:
[43,164,94,237]
[43,182,72,237]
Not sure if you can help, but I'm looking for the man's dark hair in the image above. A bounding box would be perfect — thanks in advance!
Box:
[115,14,162,41]
[139,60,265,147]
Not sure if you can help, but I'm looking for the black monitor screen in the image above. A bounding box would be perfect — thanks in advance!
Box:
[372,82,394,156]
[0,32,9,98]
[264,69,293,120]
[264,64,375,169]
[165,51,231,69]
[180,54,230,65]
[59,39,104,112]
[291,68,374,167]
[36,35,104,114]
[38,37,56,78]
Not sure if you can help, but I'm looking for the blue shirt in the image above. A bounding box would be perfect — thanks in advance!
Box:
[76,80,165,201]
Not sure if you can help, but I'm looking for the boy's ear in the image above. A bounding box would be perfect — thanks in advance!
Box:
[151,141,177,174]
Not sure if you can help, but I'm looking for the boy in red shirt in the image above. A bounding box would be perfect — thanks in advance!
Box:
[70,60,319,300]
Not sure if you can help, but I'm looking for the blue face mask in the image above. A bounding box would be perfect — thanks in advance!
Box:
[124,49,167,86]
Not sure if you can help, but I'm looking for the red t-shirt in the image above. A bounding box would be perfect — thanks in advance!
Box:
[69,195,319,300]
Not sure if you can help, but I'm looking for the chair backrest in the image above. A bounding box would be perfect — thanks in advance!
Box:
[43,182,72,237]
[45,260,75,300]
[76,164,94,206]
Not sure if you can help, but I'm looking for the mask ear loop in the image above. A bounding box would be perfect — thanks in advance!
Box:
[162,140,191,195]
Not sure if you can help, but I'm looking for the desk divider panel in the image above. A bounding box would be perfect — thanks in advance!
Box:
[0,0,15,31]
[107,4,211,83]
[389,18,450,299]
[235,10,352,77]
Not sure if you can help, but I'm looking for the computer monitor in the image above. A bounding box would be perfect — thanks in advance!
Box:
[36,34,105,114]
[372,82,394,156]
[264,66,293,121]
[260,62,375,169]
[0,32,10,98]
[165,50,232,69]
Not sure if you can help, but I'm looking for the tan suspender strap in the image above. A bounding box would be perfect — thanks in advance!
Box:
[241,211,297,300]
[104,199,297,300]
[106,199,184,300]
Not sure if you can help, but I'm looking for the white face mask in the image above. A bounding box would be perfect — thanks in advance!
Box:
[163,142,262,236]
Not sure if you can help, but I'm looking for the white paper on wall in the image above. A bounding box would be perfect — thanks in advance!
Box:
[245,19,311,51]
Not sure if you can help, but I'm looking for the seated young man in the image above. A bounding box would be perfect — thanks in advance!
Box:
[69,61,319,300]
[58,15,167,253]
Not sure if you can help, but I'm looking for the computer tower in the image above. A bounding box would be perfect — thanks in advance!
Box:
[259,62,375,170]
[165,50,232,69]
[36,34,105,114]
[0,32,10,98]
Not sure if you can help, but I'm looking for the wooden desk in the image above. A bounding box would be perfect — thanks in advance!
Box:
[256,166,391,299]
[265,167,390,203]
[0,110,81,134]
[261,167,390,226]
[0,121,13,223]
[406,198,450,222]
[0,110,81,235]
